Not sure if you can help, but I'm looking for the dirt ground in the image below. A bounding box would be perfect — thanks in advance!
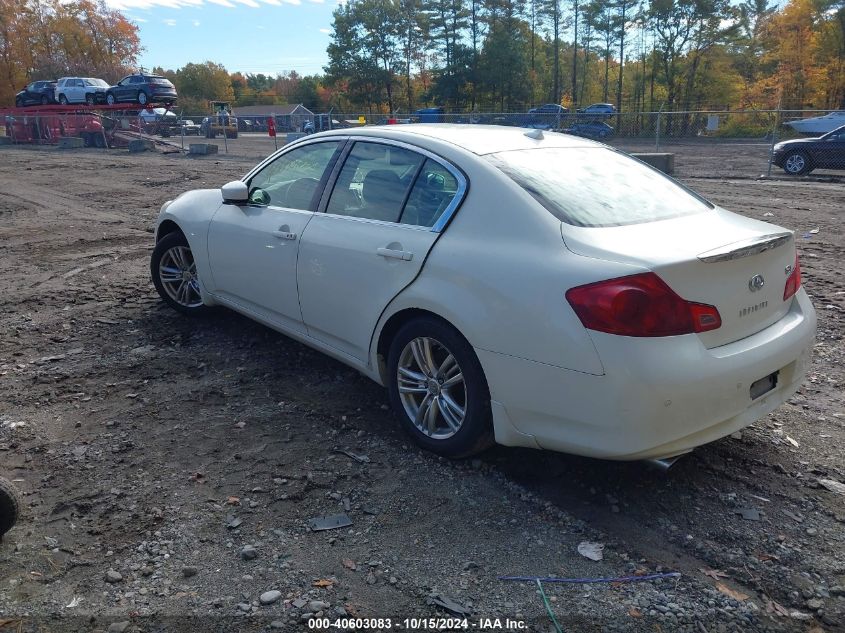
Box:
[0,142,843,633]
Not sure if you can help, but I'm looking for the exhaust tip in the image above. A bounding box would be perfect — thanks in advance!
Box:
[644,455,686,471]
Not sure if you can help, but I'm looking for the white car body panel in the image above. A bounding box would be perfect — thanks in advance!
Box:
[207,204,314,333]
[297,213,438,360]
[155,124,816,461]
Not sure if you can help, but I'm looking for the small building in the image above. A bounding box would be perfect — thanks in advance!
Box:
[232,104,315,133]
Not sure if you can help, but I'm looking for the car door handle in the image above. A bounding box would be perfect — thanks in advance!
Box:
[377,247,413,261]
[271,231,297,240]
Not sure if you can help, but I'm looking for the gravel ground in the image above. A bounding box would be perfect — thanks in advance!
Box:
[0,143,843,633]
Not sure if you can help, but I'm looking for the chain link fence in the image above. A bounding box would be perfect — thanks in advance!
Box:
[2,108,843,179]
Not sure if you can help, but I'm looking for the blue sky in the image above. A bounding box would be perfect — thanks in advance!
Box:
[108,0,337,76]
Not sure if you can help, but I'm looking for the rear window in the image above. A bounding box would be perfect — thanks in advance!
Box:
[150,77,172,86]
[486,147,712,227]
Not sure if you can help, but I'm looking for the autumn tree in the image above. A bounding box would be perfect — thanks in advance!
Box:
[0,0,139,105]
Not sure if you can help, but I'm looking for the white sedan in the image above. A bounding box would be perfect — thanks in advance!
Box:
[150,125,816,462]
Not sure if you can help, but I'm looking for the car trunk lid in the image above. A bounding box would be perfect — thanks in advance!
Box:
[561,208,797,348]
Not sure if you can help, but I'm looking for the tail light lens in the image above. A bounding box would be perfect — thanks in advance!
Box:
[783,253,801,301]
[566,272,721,337]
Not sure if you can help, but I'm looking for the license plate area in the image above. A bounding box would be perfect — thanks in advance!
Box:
[750,371,778,400]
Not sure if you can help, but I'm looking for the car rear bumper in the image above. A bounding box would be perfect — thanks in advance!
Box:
[479,290,816,460]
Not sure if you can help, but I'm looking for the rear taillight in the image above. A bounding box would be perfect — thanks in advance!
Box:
[566,272,721,337]
[783,253,801,301]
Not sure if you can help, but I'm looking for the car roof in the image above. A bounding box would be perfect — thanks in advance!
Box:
[316,124,601,156]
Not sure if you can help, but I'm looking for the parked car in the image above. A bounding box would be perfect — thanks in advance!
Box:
[528,104,569,114]
[578,103,617,116]
[106,74,177,106]
[14,80,57,106]
[138,108,181,136]
[564,121,614,139]
[55,77,109,105]
[181,119,201,136]
[772,125,845,174]
[150,125,815,462]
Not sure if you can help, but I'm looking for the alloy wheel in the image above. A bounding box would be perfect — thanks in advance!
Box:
[397,337,467,440]
[785,153,806,174]
[157,246,203,308]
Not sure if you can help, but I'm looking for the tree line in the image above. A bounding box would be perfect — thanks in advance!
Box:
[2,0,842,114]
[323,0,845,113]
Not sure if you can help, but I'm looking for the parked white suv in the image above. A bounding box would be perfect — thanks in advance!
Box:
[55,77,110,105]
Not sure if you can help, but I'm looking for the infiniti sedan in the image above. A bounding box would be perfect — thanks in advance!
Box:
[151,125,816,461]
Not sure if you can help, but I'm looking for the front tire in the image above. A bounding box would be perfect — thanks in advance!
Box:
[40,95,49,105]
[58,94,68,105]
[106,93,116,105]
[138,91,148,105]
[387,317,494,458]
[85,93,94,105]
[151,232,208,315]
[783,151,811,175]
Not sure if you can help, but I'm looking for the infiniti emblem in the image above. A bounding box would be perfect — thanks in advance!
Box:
[748,274,765,292]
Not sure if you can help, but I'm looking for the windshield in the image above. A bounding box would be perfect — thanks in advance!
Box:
[821,125,845,139]
[85,78,109,87]
[486,147,713,228]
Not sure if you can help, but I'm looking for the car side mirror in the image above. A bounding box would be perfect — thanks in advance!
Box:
[221,180,248,204]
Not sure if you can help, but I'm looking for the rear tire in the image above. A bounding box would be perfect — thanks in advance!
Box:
[41,95,49,105]
[387,316,494,458]
[58,94,68,105]
[138,91,148,105]
[0,476,21,540]
[85,94,94,105]
[106,93,116,105]
[151,232,209,316]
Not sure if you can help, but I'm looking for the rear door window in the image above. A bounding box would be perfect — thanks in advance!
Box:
[486,147,712,227]
[400,159,460,227]
[325,142,424,223]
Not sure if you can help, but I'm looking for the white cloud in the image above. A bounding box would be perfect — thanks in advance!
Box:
[205,0,236,6]
[192,19,200,25]
[163,17,176,24]
[318,27,330,33]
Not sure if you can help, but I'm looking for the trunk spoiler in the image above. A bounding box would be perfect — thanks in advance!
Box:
[697,232,792,263]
